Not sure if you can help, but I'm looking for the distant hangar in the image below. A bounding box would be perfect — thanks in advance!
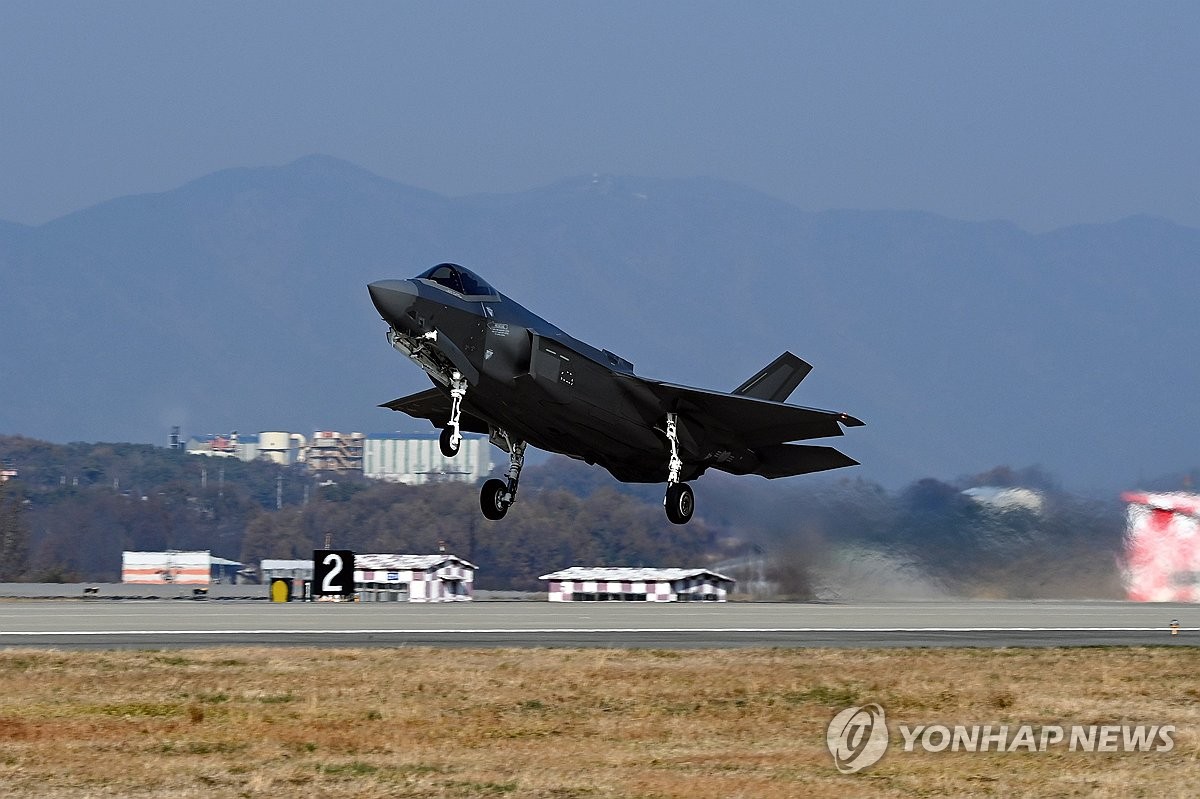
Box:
[540,567,734,602]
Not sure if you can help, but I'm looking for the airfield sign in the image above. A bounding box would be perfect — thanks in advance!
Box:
[312,550,356,597]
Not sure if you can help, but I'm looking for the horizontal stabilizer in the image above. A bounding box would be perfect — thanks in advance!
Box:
[380,388,489,434]
[751,444,859,479]
[733,352,812,403]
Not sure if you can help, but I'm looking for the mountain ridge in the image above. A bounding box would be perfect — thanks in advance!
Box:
[2,156,1196,491]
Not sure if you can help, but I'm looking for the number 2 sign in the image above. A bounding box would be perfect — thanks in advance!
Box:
[312,550,356,597]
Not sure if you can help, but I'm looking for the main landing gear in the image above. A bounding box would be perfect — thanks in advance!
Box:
[663,412,694,525]
[480,431,525,521]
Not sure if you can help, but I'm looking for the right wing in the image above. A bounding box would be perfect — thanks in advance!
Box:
[623,375,863,448]
[616,373,863,479]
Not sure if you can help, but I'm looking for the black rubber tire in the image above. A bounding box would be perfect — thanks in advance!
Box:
[480,479,510,520]
[664,482,694,525]
[439,427,460,458]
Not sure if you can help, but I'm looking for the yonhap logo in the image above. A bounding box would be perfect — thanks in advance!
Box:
[826,701,1176,773]
[827,703,889,773]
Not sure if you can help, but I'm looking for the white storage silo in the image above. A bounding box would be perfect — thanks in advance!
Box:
[258,431,294,465]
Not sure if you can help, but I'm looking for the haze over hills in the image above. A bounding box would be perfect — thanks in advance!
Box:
[1,155,1196,491]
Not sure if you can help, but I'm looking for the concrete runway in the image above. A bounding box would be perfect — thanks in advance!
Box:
[0,599,1195,649]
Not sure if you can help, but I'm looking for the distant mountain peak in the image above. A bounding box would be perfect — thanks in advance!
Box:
[281,153,381,179]
[514,173,797,213]
[0,218,31,237]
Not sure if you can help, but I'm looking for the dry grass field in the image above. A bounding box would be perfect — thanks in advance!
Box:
[0,646,1197,798]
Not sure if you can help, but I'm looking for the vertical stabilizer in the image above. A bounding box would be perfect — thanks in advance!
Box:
[733,352,812,403]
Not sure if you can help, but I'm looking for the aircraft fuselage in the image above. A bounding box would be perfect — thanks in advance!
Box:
[369,275,671,482]
[369,263,862,523]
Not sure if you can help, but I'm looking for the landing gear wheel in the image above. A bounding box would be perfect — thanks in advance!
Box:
[480,479,510,521]
[439,427,461,458]
[664,482,694,525]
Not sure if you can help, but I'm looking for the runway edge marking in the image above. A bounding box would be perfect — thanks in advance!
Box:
[0,627,1196,637]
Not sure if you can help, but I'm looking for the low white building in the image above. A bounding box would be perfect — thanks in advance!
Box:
[540,567,734,602]
[962,486,1044,512]
[260,558,314,581]
[355,554,475,602]
[122,551,242,585]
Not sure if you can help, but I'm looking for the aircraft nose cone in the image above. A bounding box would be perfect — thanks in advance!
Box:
[368,280,419,326]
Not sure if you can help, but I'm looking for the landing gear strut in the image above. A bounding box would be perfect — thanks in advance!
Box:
[480,430,525,521]
[439,371,468,458]
[663,412,694,525]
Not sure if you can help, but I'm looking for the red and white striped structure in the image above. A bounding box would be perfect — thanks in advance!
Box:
[1122,492,1200,602]
[540,567,734,602]
[354,554,475,602]
[122,550,211,584]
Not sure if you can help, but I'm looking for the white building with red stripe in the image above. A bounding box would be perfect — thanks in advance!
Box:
[540,567,734,602]
[121,550,242,585]
[1122,492,1200,602]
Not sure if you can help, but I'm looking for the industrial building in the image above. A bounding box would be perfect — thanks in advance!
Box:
[540,567,734,602]
[185,431,309,465]
[182,429,492,484]
[363,432,493,484]
[122,551,243,585]
[307,431,365,472]
[1123,492,1200,602]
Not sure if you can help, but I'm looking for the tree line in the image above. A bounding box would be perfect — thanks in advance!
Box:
[0,435,1139,597]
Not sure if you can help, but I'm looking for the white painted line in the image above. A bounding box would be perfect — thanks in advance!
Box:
[0,627,1194,636]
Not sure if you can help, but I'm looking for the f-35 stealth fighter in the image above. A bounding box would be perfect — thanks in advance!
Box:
[368,263,863,524]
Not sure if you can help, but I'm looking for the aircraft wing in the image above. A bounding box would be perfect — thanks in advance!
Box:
[617,375,863,478]
[380,388,490,434]
[628,378,862,447]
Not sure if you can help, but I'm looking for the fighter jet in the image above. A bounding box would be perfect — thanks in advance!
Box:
[368,263,863,524]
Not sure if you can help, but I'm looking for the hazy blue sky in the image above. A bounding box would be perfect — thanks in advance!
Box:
[2,1,1198,231]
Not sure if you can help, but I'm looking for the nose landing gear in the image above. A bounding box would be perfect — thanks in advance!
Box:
[439,372,468,458]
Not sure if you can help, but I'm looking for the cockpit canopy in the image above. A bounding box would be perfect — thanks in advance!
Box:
[417,263,498,298]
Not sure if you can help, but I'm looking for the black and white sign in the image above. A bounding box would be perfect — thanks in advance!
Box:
[312,550,356,597]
